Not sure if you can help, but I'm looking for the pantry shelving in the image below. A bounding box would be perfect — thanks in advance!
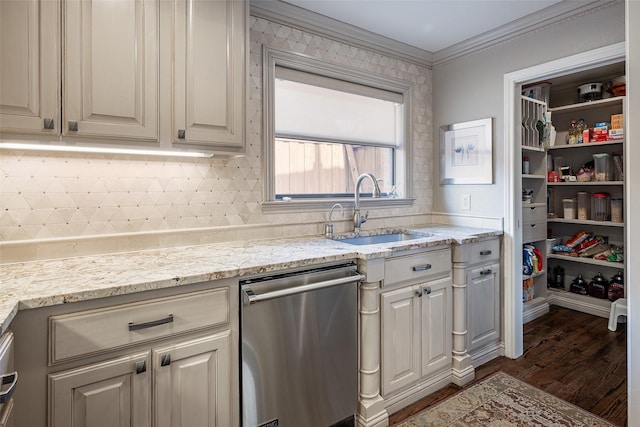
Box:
[544,92,625,319]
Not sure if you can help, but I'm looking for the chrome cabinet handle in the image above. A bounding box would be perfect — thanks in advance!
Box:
[0,372,17,404]
[413,264,432,272]
[161,354,171,367]
[68,121,78,131]
[177,129,186,139]
[480,250,492,255]
[44,118,54,129]
[135,361,147,374]
[480,269,492,275]
[128,314,173,331]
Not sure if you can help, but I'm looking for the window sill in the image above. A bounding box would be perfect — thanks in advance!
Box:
[261,197,415,214]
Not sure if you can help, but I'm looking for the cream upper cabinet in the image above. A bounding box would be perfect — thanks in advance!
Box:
[64,0,159,140]
[0,0,60,134]
[172,0,246,150]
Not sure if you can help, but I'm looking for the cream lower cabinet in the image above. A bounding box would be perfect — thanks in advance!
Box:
[452,237,502,368]
[154,332,232,427]
[466,263,501,353]
[11,281,238,427]
[49,332,231,427]
[49,351,152,427]
[380,248,452,398]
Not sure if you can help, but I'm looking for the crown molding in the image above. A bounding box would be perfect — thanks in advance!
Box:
[250,0,434,68]
[433,0,623,67]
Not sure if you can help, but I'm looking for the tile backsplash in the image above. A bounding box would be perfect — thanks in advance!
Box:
[0,15,433,256]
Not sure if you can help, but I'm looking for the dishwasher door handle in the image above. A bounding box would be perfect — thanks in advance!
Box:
[243,272,365,305]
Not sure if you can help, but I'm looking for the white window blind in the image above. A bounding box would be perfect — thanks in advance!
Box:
[274,66,404,146]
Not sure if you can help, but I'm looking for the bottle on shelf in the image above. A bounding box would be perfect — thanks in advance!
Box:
[523,156,530,174]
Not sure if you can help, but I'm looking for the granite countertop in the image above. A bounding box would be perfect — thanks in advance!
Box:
[0,224,501,335]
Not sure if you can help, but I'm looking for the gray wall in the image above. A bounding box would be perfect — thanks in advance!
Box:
[432,1,625,217]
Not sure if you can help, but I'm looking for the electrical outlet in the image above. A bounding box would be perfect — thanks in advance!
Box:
[461,194,471,210]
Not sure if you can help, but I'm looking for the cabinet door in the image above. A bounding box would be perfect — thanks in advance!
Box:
[64,0,158,140]
[467,263,501,352]
[420,276,452,378]
[381,286,420,396]
[49,351,151,427]
[0,0,59,134]
[173,0,245,150]
[154,331,232,427]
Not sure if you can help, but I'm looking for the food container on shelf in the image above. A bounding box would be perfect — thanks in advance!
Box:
[562,198,577,219]
[608,271,624,302]
[592,153,612,181]
[588,272,609,299]
[577,191,590,220]
[611,198,623,223]
[612,152,623,181]
[591,192,610,221]
[569,274,588,295]
[577,82,603,102]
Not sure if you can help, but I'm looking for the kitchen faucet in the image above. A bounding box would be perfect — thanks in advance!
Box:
[324,203,343,239]
[353,173,381,236]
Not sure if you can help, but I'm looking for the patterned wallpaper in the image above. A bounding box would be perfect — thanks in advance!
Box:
[0,15,433,244]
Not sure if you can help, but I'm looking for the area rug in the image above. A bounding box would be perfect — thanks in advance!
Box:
[394,372,617,426]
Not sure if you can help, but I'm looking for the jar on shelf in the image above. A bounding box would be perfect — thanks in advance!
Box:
[591,192,611,221]
[612,152,624,181]
[577,191,590,220]
[593,153,612,181]
[611,198,623,223]
[562,198,577,219]
[523,156,530,174]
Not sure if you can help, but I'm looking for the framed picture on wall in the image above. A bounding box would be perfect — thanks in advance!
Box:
[439,117,493,184]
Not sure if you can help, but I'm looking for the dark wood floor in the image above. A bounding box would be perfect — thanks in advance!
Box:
[389,305,628,426]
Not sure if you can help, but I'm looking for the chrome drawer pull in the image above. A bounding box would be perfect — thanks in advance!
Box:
[128,314,174,331]
[135,361,147,374]
[480,250,492,255]
[413,264,432,272]
[0,372,17,404]
[480,269,492,275]
[161,354,171,367]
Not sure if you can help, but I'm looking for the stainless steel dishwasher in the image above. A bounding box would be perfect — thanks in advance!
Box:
[240,262,364,427]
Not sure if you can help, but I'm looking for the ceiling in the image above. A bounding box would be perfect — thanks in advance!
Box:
[280,0,565,53]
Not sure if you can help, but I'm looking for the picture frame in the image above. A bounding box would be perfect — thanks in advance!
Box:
[440,117,493,184]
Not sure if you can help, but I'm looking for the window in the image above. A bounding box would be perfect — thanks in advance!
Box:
[263,48,413,210]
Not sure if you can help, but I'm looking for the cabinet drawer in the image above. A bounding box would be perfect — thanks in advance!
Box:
[50,288,229,364]
[454,238,500,265]
[384,248,451,285]
[523,221,546,243]
[523,205,546,223]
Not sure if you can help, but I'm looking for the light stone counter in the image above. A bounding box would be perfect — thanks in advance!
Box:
[0,224,501,335]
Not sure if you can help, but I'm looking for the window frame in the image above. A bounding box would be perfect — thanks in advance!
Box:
[262,47,414,213]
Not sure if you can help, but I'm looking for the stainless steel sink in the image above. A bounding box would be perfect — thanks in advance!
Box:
[337,232,426,245]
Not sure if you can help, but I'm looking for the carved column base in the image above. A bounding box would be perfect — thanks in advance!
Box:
[451,354,475,386]
[356,395,388,427]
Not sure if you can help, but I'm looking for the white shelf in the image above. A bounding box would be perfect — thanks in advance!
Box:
[523,271,546,280]
[547,253,624,269]
[547,181,623,186]
[548,140,623,150]
[522,174,546,180]
[521,145,545,153]
[522,202,546,208]
[548,218,624,227]
[548,96,624,113]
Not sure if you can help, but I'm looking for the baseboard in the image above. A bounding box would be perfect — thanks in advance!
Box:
[547,289,611,318]
[523,297,550,323]
[382,369,452,415]
[470,342,504,368]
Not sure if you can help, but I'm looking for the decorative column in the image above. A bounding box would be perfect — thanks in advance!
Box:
[450,246,475,386]
[355,258,388,427]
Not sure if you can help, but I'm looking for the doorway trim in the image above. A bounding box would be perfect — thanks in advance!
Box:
[502,42,626,359]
